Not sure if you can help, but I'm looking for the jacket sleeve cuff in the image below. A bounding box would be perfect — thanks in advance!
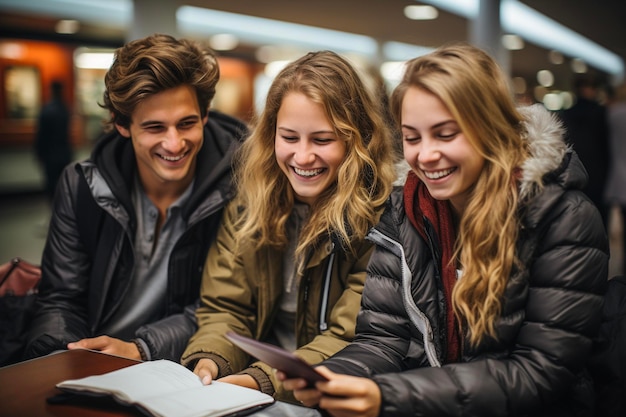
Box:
[240,366,275,396]
[133,338,151,361]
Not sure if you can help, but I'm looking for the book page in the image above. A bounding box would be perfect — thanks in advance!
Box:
[136,381,274,417]
[57,360,202,404]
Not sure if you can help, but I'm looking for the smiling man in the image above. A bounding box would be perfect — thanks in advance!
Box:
[23,34,247,363]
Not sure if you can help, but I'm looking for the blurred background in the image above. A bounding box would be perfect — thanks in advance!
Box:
[0,0,625,275]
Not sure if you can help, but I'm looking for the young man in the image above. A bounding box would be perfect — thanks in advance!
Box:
[23,34,247,362]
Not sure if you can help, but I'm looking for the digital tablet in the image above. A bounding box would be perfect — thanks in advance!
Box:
[225,331,328,385]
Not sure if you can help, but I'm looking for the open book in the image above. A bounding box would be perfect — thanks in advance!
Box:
[55,359,274,417]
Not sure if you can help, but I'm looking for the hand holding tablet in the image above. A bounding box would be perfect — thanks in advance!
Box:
[225,331,328,386]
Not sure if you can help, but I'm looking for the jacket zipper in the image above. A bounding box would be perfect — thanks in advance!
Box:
[368,227,441,367]
[318,250,335,332]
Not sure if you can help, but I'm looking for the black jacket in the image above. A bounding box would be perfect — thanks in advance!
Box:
[24,110,246,362]
[322,105,609,416]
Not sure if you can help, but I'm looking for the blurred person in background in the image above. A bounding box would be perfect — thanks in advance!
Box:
[605,82,626,274]
[559,74,611,229]
[35,80,72,203]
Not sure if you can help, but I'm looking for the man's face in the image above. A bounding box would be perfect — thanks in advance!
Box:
[115,85,207,194]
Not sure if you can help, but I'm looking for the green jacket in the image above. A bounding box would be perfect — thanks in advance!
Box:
[181,200,372,401]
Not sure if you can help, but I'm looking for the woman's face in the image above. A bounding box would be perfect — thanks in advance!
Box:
[401,86,484,215]
[275,92,346,205]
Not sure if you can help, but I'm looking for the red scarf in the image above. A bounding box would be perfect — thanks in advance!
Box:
[403,170,461,363]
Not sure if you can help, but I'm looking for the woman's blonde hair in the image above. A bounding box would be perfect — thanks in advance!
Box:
[234,50,396,264]
[391,43,529,346]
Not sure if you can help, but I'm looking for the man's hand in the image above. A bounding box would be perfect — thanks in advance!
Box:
[279,366,382,417]
[67,336,141,360]
[219,374,260,390]
[193,358,219,385]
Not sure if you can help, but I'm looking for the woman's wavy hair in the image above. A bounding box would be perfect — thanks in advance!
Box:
[391,43,529,346]
[234,50,396,263]
[101,33,219,131]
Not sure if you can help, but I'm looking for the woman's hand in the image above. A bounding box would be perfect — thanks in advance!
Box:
[279,366,382,417]
[218,374,260,390]
[193,358,219,385]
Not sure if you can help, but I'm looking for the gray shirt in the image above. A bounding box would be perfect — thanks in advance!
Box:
[271,203,309,352]
[100,177,194,340]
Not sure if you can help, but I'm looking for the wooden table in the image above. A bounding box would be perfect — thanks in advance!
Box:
[0,349,143,417]
[0,349,322,417]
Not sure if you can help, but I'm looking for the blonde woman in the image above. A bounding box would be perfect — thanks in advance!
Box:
[282,43,609,416]
[181,50,397,402]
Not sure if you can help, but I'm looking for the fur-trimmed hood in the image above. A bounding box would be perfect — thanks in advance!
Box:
[518,104,570,200]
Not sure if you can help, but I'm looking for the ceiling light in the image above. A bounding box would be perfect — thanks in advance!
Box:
[380,61,407,83]
[0,42,24,59]
[560,91,574,109]
[549,50,564,65]
[501,34,524,50]
[382,42,434,62]
[0,0,131,28]
[420,0,624,81]
[571,58,588,73]
[177,6,378,56]
[55,19,79,34]
[543,92,563,111]
[74,48,114,69]
[209,34,239,51]
[537,69,554,87]
[264,60,291,78]
[404,5,438,20]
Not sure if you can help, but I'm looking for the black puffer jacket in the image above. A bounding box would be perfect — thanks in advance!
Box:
[322,105,609,416]
[24,110,246,362]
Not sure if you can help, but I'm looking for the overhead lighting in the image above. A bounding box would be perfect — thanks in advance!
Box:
[502,1,622,79]
[501,34,524,50]
[74,48,114,69]
[264,60,291,78]
[560,91,574,109]
[543,92,563,111]
[536,69,554,87]
[0,42,24,59]
[404,5,439,20]
[0,0,131,28]
[416,0,476,18]
[571,58,588,74]
[549,50,564,65]
[55,19,79,34]
[209,34,239,51]
[380,61,407,83]
[418,0,624,81]
[1,0,621,82]
[177,6,378,57]
[382,41,434,62]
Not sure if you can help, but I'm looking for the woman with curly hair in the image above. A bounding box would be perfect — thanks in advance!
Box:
[281,43,609,417]
[181,50,397,402]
